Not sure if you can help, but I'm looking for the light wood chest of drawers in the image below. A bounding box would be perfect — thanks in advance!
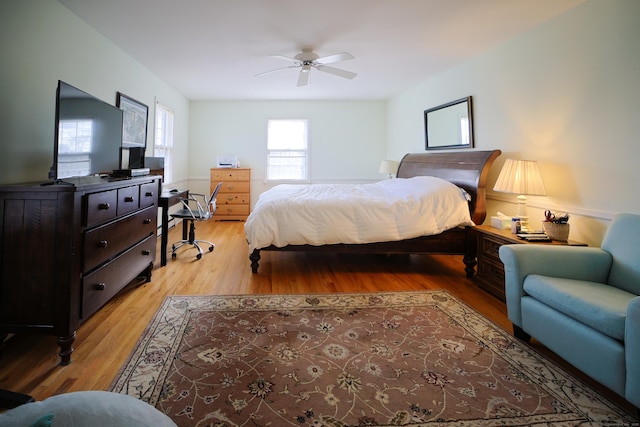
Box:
[210,168,251,220]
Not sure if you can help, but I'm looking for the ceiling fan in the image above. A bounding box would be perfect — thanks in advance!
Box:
[255,49,357,87]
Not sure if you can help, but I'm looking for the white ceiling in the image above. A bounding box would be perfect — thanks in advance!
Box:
[58,0,584,101]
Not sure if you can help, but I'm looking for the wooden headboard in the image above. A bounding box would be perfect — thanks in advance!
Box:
[397,149,501,225]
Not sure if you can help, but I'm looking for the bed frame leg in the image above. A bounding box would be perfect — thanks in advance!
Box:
[250,249,261,273]
[463,255,476,278]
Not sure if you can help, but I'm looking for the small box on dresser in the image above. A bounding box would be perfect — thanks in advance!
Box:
[210,168,251,220]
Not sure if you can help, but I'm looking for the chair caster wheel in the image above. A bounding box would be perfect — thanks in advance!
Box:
[172,253,177,259]
[208,246,214,252]
[196,253,202,260]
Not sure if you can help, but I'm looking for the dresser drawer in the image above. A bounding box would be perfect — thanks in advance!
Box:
[139,181,159,208]
[85,189,118,227]
[83,205,156,273]
[211,168,251,181]
[117,185,140,216]
[220,193,250,205]
[81,235,155,319]
[220,181,250,193]
[217,204,250,216]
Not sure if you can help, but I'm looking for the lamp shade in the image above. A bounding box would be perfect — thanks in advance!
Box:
[379,160,399,175]
[493,159,546,196]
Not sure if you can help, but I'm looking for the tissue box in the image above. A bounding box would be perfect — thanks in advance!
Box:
[491,216,511,230]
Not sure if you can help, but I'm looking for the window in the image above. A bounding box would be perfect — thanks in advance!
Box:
[267,119,309,181]
[154,102,174,183]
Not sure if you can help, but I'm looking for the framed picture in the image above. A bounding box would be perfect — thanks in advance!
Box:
[116,92,148,148]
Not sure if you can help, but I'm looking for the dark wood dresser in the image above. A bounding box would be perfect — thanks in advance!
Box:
[472,225,586,301]
[0,175,160,365]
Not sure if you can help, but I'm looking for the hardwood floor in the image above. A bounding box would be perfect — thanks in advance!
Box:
[0,220,634,416]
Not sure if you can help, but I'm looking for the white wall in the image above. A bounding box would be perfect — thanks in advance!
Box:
[188,100,387,201]
[386,0,640,246]
[0,0,190,185]
[3,0,638,247]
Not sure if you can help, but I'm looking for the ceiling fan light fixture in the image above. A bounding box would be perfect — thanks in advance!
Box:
[257,49,356,87]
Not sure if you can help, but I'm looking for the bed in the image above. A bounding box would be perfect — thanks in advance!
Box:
[245,149,501,275]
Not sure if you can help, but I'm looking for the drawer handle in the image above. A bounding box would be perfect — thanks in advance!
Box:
[145,191,154,197]
[124,196,135,203]
[98,240,108,248]
[98,202,110,210]
[95,283,106,291]
[226,196,234,201]
[143,218,152,224]
[227,185,234,190]
[142,249,151,256]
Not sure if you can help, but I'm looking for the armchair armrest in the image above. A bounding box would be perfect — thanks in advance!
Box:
[498,245,612,326]
[625,296,640,407]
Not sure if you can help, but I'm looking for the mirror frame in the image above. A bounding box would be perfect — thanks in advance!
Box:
[424,96,474,150]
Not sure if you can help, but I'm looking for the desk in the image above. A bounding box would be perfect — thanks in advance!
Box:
[159,189,189,266]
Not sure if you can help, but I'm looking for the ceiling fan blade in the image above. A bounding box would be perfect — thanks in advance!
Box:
[269,54,299,62]
[316,52,354,65]
[297,66,310,87]
[315,65,357,80]
[254,65,296,77]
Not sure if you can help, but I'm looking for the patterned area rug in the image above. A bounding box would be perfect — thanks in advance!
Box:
[111,291,634,426]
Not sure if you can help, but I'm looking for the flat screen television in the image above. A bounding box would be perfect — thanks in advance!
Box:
[49,80,123,180]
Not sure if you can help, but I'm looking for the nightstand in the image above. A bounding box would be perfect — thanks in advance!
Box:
[472,225,587,301]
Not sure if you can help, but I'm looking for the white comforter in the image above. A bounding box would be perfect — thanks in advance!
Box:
[244,176,474,252]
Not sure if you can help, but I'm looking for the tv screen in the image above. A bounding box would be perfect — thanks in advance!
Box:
[51,81,123,179]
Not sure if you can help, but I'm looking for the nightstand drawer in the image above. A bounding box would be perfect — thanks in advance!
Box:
[479,235,505,263]
[477,256,505,282]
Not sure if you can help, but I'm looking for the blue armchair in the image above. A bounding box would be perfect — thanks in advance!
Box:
[499,213,640,409]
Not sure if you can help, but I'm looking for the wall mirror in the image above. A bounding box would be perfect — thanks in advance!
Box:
[424,96,474,150]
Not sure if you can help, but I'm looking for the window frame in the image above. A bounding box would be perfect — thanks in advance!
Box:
[154,101,174,184]
[266,118,310,183]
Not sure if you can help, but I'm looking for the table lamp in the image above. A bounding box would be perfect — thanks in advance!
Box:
[493,159,546,227]
[379,160,399,179]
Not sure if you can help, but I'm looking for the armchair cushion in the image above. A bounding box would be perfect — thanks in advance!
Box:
[499,245,612,327]
[0,391,176,427]
[523,275,634,341]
